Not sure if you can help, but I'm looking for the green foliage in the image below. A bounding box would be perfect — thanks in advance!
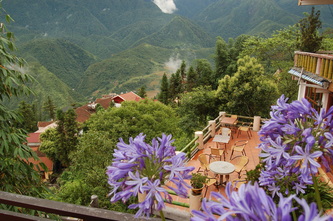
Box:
[190,173,208,189]
[158,73,169,104]
[245,164,263,184]
[216,56,278,117]
[297,7,323,52]
[19,38,96,90]
[178,86,218,135]
[0,4,47,199]
[14,101,38,132]
[137,86,147,98]
[43,96,56,120]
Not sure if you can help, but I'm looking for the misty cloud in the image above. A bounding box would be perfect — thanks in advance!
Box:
[152,0,177,14]
[165,54,182,73]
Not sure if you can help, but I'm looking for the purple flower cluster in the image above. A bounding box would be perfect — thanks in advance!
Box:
[191,182,333,221]
[106,133,194,218]
[258,95,333,194]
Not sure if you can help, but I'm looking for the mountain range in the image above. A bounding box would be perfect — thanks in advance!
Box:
[3,0,333,112]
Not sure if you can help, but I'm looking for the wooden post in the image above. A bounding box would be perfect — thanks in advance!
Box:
[253,116,261,132]
[195,131,203,150]
[209,120,216,137]
[90,195,99,208]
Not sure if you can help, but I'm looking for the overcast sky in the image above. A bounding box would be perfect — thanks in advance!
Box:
[152,0,177,14]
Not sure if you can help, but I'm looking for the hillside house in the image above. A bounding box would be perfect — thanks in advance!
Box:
[75,91,142,122]
[288,52,333,112]
[26,132,53,180]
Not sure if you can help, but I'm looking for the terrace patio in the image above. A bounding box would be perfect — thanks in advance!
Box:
[164,124,262,215]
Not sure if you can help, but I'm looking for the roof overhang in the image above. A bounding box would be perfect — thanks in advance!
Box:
[298,0,333,5]
[288,67,330,89]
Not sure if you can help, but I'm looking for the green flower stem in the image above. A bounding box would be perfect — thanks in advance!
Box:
[312,175,323,212]
[159,210,166,221]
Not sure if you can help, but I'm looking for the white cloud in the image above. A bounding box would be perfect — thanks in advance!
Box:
[152,0,177,14]
[165,54,182,73]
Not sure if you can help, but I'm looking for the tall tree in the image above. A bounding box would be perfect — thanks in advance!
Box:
[297,7,323,52]
[16,101,38,132]
[186,66,198,92]
[169,70,182,100]
[43,96,56,120]
[180,60,187,84]
[158,73,169,104]
[215,37,229,81]
[177,86,218,135]
[41,109,78,171]
[195,59,214,88]
[0,7,46,197]
[137,86,147,98]
[56,109,78,168]
[216,56,278,117]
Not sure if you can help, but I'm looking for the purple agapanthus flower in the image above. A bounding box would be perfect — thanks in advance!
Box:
[258,95,333,195]
[106,133,194,218]
[191,182,332,221]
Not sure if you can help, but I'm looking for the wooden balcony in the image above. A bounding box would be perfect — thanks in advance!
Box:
[293,51,333,91]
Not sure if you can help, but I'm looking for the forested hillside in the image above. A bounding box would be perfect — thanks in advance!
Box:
[3,0,333,111]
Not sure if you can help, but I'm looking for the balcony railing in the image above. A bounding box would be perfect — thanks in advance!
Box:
[294,51,333,81]
[0,191,161,221]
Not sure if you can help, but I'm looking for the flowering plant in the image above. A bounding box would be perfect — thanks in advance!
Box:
[106,133,194,219]
[191,182,333,221]
[258,95,333,209]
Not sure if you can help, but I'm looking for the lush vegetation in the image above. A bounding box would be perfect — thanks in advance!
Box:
[3,0,333,107]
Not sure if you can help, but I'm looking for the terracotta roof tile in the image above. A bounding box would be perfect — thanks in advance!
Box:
[27,133,40,143]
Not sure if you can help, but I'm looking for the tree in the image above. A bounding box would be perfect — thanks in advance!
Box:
[180,60,187,84]
[169,70,182,100]
[158,73,169,104]
[195,59,214,88]
[177,86,218,135]
[0,7,46,197]
[137,86,147,98]
[56,109,78,168]
[40,109,78,171]
[297,7,323,52]
[54,99,188,209]
[186,66,198,92]
[43,96,56,120]
[215,37,229,82]
[15,101,38,132]
[216,56,278,117]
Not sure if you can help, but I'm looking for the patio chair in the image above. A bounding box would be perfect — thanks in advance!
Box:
[230,140,248,160]
[209,147,225,162]
[232,155,249,178]
[232,179,247,189]
[204,177,218,197]
[237,122,252,139]
[221,127,233,139]
[197,154,210,175]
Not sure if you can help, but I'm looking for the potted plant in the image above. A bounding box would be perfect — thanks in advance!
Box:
[190,173,208,195]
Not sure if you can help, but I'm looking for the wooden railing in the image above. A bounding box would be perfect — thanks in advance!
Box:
[0,191,160,221]
[294,51,333,81]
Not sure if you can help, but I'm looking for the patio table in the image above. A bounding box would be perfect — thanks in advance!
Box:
[213,134,230,149]
[209,161,235,186]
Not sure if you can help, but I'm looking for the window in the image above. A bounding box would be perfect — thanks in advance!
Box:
[305,87,323,112]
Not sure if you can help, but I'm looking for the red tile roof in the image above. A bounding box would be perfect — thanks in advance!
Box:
[113,91,142,103]
[27,133,41,143]
[38,121,54,128]
[75,104,95,123]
